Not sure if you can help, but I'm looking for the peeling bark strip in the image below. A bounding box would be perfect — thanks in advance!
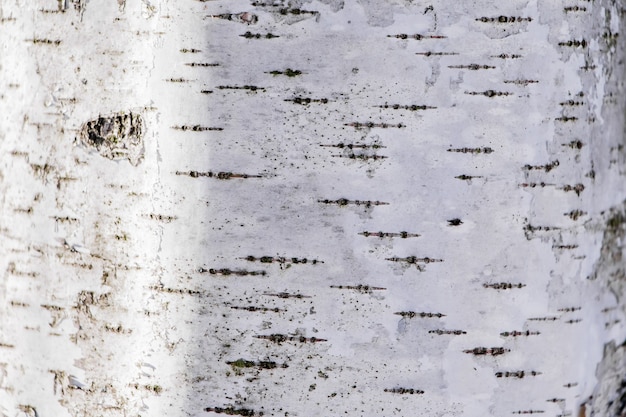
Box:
[78,112,144,165]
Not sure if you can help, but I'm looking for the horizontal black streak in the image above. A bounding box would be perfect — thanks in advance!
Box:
[523,160,559,172]
[377,104,437,110]
[150,285,203,296]
[206,12,258,24]
[172,125,223,131]
[491,53,522,59]
[254,334,326,344]
[321,143,384,149]
[230,305,283,313]
[285,97,328,105]
[330,285,386,293]
[199,268,266,276]
[564,6,586,12]
[266,69,302,77]
[226,359,288,369]
[384,388,424,394]
[359,231,420,238]
[388,34,446,40]
[557,307,582,312]
[476,16,532,23]
[242,256,322,264]
[463,347,509,356]
[416,51,459,56]
[203,407,260,416]
[175,171,263,179]
[500,331,540,337]
[345,122,405,129]
[318,199,389,207]
[504,79,539,86]
[558,39,587,48]
[331,154,387,160]
[455,175,483,180]
[28,38,61,45]
[448,64,495,70]
[465,90,513,97]
[429,329,466,335]
[394,311,445,318]
[448,147,494,154]
[495,370,541,378]
[217,85,266,91]
[483,282,526,289]
[185,62,220,67]
[241,31,279,39]
[386,256,443,264]
[263,292,311,299]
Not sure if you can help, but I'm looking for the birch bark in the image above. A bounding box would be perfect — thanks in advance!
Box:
[1,1,626,416]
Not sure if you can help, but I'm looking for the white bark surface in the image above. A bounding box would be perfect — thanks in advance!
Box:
[1,1,626,416]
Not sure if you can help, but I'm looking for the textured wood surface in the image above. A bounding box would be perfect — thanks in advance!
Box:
[1,1,626,416]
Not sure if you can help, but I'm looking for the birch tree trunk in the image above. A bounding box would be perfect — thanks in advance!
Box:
[2,1,626,416]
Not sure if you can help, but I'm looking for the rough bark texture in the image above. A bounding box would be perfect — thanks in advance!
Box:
[1,1,626,416]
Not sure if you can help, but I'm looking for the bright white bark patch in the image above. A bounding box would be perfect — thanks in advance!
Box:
[1,1,626,416]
